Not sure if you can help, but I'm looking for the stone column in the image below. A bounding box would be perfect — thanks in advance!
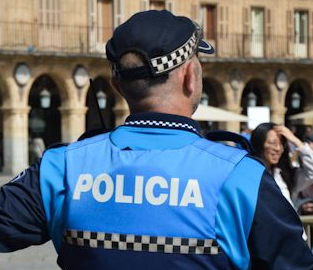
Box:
[59,106,88,143]
[218,82,243,133]
[2,107,30,175]
[218,105,243,133]
[271,107,287,124]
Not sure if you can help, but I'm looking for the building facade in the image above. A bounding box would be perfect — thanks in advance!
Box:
[0,0,313,175]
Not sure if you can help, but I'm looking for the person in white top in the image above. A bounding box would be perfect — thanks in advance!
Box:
[250,123,313,210]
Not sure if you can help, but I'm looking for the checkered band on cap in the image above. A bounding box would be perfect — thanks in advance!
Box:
[64,229,222,255]
[151,32,197,75]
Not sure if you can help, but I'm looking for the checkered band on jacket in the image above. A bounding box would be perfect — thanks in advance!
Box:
[64,229,222,255]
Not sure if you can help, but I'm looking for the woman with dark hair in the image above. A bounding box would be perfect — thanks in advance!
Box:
[251,123,313,207]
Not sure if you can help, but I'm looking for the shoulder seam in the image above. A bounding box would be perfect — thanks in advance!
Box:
[66,133,110,152]
[191,143,247,165]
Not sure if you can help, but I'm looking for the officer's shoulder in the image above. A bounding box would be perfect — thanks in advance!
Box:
[45,142,69,150]
[67,129,111,150]
[41,142,69,159]
[195,138,247,165]
[77,128,108,141]
[43,128,110,153]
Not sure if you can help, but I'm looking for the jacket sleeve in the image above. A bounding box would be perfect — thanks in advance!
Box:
[0,162,50,252]
[248,170,313,270]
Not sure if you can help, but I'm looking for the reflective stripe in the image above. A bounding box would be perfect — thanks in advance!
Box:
[64,229,222,255]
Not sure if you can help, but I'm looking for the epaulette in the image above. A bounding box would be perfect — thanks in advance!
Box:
[205,130,253,153]
[45,142,69,150]
[41,142,69,157]
[77,128,109,141]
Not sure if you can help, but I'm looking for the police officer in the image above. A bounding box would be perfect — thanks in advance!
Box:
[1,10,313,270]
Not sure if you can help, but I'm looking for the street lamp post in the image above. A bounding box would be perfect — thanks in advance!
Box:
[291,92,301,109]
[40,88,51,109]
[200,92,209,106]
[247,92,257,107]
[97,90,107,109]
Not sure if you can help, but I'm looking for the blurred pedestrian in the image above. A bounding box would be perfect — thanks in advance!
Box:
[251,123,313,206]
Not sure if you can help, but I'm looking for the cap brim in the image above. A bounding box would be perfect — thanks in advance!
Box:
[198,39,214,54]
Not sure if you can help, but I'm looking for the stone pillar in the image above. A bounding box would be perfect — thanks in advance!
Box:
[218,105,243,133]
[218,82,243,133]
[59,106,88,143]
[271,107,286,124]
[2,107,30,175]
[113,97,129,126]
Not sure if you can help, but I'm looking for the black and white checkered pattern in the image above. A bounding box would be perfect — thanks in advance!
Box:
[124,120,199,134]
[64,229,221,255]
[151,32,197,75]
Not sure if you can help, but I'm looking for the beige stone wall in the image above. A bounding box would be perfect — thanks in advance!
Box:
[0,0,313,174]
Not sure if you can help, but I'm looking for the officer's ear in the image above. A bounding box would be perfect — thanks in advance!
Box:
[183,58,197,97]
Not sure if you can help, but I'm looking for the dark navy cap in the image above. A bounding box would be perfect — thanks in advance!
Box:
[106,10,214,81]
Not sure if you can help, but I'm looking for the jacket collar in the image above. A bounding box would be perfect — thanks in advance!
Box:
[123,112,201,135]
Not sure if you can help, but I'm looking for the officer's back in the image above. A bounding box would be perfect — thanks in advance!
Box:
[1,9,313,270]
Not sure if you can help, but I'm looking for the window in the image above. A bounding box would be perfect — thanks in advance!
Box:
[88,0,113,52]
[38,0,61,50]
[294,10,308,57]
[38,0,60,28]
[250,7,264,57]
[200,5,216,40]
[294,11,308,44]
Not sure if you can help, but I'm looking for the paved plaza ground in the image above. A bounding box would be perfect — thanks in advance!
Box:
[0,241,59,270]
[0,175,59,270]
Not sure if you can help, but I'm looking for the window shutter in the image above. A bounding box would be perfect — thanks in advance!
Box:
[309,12,313,39]
[218,5,229,56]
[218,6,224,37]
[165,1,174,13]
[140,0,149,11]
[114,0,124,27]
[88,0,97,28]
[243,7,250,35]
[310,11,313,57]
[243,7,250,56]
[191,3,199,22]
[265,9,272,57]
[225,6,229,38]
[266,9,272,37]
[286,10,294,55]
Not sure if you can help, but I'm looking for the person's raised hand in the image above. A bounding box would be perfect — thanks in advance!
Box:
[274,125,304,148]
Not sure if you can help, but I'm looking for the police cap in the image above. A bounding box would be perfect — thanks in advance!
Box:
[106,10,214,81]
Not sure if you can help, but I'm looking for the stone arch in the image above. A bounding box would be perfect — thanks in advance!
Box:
[28,74,61,158]
[202,77,226,107]
[285,78,312,135]
[86,76,116,131]
[240,78,271,115]
[24,67,73,108]
[200,77,227,131]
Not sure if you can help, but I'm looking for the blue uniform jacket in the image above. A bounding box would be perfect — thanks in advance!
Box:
[0,112,313,270]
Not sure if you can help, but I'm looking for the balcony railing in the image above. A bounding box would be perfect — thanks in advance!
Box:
[0,21,312,61]
[204,33,312,60]
[0,21,112,55]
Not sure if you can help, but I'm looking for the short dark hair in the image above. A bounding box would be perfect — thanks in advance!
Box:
[116,51,169,100]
